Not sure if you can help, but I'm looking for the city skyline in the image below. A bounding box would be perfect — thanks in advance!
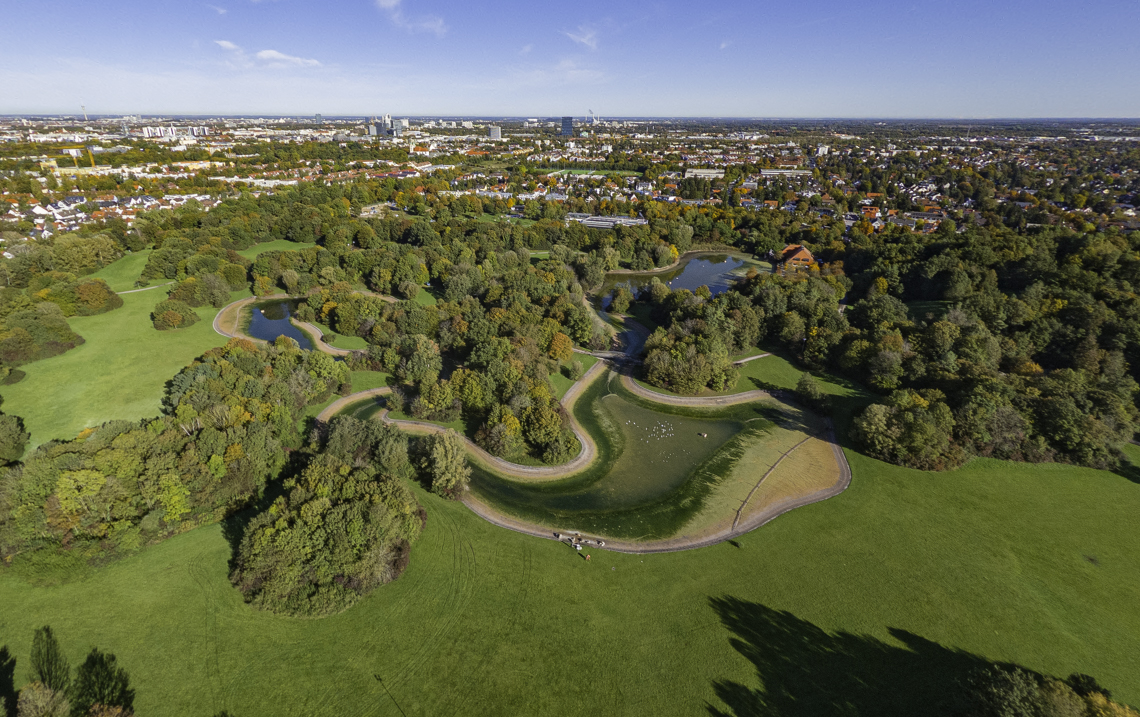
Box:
[1,0,1139,118]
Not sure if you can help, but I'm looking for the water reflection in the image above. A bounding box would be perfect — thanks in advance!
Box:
[246,300,312,349]
[597,254,761,309]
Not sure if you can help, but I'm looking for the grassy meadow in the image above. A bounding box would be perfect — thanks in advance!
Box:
[2,242,317,450]
[3,264,1140,715]
[1,289,238,449]
[1,441,1138,715]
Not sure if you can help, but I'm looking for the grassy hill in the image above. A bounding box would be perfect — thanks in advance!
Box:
[2,275,1139,715]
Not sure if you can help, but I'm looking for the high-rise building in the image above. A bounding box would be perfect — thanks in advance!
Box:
[382,113,392,129]
[488,126,501,140]
[315,114,323,124]
[561,116,574,136]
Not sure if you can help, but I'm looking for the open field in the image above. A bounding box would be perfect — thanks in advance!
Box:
[549,354,599,399]
[2,441,1139,715]
[307,317,370,349]
[0,287,245,450]
[412,287,438,306]
[5,253,1140,716]
[87,250,155,291]
[631,347,835,399]
[235,240,317,259]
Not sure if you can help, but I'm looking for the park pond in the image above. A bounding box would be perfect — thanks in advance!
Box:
[245,300,313,350]
[596,253,767,309]
[469,372,779,540]
[331,370,831,543]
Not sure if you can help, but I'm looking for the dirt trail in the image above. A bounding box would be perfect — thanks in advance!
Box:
[620,373,772,406]
[213,294,366,357]
[313,309,853,552]
[461,424,850,555]
[316,361,607,481]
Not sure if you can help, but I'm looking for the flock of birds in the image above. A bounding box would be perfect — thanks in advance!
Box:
[626,419,678,444]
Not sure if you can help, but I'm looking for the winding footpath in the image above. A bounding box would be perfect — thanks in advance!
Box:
[316,311,852,553]
[212,294,364,357]
[316,360,607,481]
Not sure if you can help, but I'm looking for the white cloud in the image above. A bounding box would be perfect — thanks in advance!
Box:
[207,4,227,14]
[719,40,732,50]
[373,0,447,36]
[520,44,533,55]
[214,41,321,69]
[564,26,598,50]
[256,49,321,67]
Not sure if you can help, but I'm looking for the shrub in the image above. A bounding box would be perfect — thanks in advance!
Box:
[397,280,420,300]
[151,299,199,330]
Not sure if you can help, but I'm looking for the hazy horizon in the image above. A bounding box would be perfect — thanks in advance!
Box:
[2,0,1139,118]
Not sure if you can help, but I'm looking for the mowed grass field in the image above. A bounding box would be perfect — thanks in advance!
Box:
[1,290,237,449]
[1,447,1138,716]
[3,287,1140,714]
[2,243,306,449]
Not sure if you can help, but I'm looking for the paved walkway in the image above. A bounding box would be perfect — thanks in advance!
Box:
[305,298,853,553]
[461,424,850,554]
[117,281,173,295]
[733,352,772,365]
[316,360,608,481]
[212,294,364,357]
[620,374,773,406]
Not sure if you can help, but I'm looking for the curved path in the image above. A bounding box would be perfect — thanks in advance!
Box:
[620,373,773,407]
[312,311,853,553]
[318,360,607,481]
[118,281,174,295]
[212,294,365,357]
[604,249,756,276]
[461,421,851,555]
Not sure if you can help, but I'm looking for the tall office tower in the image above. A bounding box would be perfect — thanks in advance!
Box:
[561,116,574,136]
[489,126,501,140]
[382,113,392,129]
[315,114,323,124]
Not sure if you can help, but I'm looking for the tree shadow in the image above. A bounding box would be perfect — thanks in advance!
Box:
[1113,453,1140,486]
[219,450,307,573]
[0,645,15,717]
[706,596,1002,717]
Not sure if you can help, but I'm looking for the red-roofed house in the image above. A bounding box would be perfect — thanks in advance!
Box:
[780,244,815,270]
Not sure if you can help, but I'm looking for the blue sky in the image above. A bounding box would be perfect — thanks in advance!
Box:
[2,0,1138,117]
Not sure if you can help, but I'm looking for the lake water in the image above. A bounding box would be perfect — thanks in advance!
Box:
[597,254,759,309]
[468,375,767,540]
[246,300,312,349]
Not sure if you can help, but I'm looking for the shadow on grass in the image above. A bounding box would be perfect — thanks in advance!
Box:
[1113,458,1140,486]
[220,450,309,574]
[706,597,993,716]
[0,646,15,717]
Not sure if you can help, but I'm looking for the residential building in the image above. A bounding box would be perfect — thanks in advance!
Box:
[780,244,815,270]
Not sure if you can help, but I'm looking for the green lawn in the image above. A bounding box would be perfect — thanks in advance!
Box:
[5,257,1140,715]
[301,371,392,424]
[1,443,1138,715]
[549,354,599,400]
[236,240,317,260]
[0,289,245,450]
[906,299,952,322]
[412,287,438,307]
[307,318,369,350]
[632,347,836,399]
[87,250,156,292]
